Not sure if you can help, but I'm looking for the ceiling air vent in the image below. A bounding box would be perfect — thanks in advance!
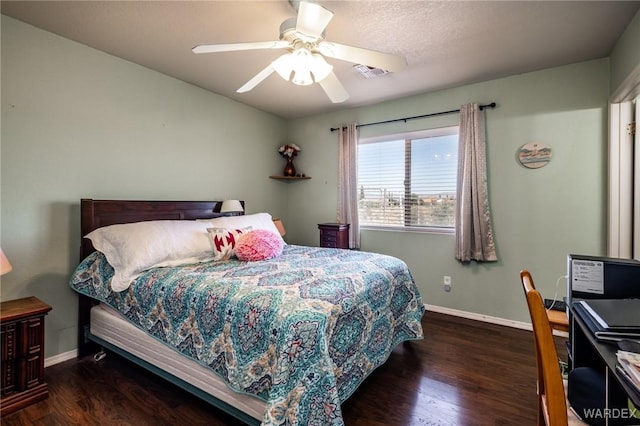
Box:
[354,64,390,79]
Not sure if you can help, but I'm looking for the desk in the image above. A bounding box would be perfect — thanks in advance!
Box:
[547,309,569,332]
[570,305,640,424]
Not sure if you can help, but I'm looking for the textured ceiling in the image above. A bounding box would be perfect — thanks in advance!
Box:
[2,1,639,119]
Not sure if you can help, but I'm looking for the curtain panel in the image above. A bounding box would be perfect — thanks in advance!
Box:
[455,103,498,262]
[338,122,360,249]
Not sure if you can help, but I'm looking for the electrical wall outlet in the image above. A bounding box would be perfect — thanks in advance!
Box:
[444,275,452,292]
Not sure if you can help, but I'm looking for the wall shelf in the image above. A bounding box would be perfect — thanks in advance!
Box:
[269,176,311,180]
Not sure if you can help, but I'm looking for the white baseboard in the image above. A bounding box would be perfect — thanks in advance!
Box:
[425,304,568,338]
[45,349,77,367]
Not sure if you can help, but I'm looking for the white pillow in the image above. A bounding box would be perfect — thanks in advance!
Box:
[85,220,212,292]
[204,213,285,244]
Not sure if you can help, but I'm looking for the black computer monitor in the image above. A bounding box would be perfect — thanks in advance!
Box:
[567,254,640,307]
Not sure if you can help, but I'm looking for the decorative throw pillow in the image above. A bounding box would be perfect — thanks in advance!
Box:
[235,229,284,262]
[202,213,285,245]
[207,227,251,261]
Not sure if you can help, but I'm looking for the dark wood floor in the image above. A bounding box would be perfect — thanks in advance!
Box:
[2,311,565,426]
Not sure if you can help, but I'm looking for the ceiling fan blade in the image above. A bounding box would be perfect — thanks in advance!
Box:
[193,41,289,54]
[237,64,276,93]
[318,72,349,103]
[296,1,334,38]
[318,41,407,73]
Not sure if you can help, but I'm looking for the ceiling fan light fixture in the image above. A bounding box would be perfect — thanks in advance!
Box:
[310,53,332,82]
[272,53,295,81]
[272,48,332,86]
[290,48,314,85]
[292,70,314,86]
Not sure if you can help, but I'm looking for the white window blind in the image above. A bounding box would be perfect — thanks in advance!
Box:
[358,126,459,231]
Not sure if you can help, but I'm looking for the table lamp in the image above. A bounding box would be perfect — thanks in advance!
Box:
[0,248,12,275]
[273,218,286,237]
[220,200,244,216]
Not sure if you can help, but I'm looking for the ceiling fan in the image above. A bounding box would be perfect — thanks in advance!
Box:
[192,1,407,103]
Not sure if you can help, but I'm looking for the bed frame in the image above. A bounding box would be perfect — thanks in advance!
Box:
[76,199,258,425]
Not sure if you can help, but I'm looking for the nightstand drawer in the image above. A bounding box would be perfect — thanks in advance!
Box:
[321,233,338,243]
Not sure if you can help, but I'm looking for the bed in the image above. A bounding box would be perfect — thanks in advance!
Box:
[70,199,425,426]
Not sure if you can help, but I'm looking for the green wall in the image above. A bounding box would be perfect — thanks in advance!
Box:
[1,16,288,358]
[286,59,610,324]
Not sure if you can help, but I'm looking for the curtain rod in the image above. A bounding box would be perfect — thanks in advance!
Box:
[330,102,496,132]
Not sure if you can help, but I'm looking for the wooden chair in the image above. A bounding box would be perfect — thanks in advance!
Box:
[520,270,587,426]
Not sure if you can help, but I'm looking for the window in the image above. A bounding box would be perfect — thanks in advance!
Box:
[357,126,459,232]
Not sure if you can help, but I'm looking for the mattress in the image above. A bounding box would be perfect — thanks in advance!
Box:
[90,303,265,420]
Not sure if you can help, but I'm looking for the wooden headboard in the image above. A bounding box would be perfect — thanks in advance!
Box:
[80,198,244,260]
[77,198,244,357]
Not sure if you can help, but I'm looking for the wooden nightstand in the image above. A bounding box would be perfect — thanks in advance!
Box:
[318,223,350,249]
[1,296,52,416]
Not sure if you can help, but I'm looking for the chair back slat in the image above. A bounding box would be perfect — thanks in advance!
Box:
[521,270,569,426]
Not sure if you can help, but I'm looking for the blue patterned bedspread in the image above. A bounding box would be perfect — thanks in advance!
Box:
[69,245,424,425]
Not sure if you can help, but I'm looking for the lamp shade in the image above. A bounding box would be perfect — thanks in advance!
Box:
[220,200,244,214]
[273,218,286,237]
[0,248,13,276]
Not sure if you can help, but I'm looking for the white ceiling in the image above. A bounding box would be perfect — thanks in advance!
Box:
[2,1,639,119]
